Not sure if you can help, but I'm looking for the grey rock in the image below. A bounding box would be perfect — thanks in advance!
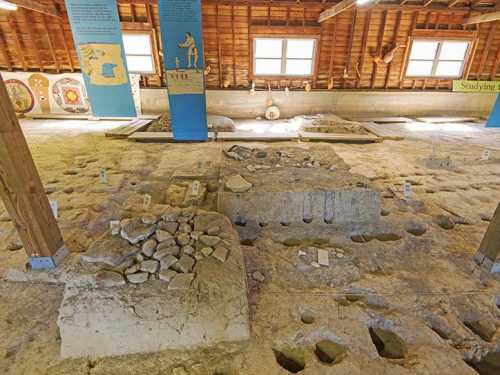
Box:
[201,247,214,257]
[178,223,192,234]
[190,231,203,241]
[96,271,126,288]
[436,215,455,230]
[139,260,159,274]
[182,245,195,255]
[225,175,252,193]
[141,239,157,258]
[124,264,141,275]
[172,255,195,273]
[158,221,179,235]
[160,255,178,271]
[159,269,177,283]
[141,214,158,225]
[424,314,455,340]
[194,213,224,233]
[463,314,497,342]
[126,272,149,284]
[162,212,179,222]
[199,235,221,247]
[168,273,195,290]
[156,229,174,243]
[176,233,191,246]
[154,244,180,258]
[212,246,229,263]
[121,221,156,245]
[82,233,139,267]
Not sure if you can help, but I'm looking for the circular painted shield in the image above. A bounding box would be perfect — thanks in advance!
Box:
[52,78,90,113]
[5,79,35,113]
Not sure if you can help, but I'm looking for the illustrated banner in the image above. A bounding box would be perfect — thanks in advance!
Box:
[487,95,500,128]
[65,0,136,117]
[158,0,208,141]
[453,80,500,93]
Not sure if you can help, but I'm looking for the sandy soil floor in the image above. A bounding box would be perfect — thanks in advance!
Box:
[0,118,499,375]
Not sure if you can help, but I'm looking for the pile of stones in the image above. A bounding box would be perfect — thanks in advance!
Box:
[84,209,230,290]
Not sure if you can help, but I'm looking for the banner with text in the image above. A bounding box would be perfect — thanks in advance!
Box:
[158,0,208,141]
[453,80,500,93]
[65,0,136,117]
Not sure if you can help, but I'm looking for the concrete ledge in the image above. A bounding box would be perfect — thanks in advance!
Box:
[218,189,381,225]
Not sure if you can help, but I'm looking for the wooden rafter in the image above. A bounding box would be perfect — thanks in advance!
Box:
[10,0,60,18]
[385,10,403,88]
[41,14,60,73]
[319,0,357,23]
[476,21,496,79]
[465,11,500,25]
[356,9,372,88]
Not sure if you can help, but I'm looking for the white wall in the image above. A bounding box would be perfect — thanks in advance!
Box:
[141,88,496,119]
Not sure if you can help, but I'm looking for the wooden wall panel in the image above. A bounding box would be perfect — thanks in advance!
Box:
[0,0,498,92]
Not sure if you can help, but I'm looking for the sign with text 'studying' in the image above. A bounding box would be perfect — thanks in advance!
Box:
[453,80,500,93]
[65,0,136,118]
[158,0,208,141]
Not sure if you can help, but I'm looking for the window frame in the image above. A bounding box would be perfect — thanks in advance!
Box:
[252,37,318,78]
[404,38,472,79]
[122,31,156,75]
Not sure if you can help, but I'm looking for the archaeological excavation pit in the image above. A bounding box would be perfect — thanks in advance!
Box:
[0,0,500,373]
[218,145,381,227]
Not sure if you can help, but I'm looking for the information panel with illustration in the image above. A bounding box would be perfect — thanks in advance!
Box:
[65,0,136,118]
[158,0,208,141]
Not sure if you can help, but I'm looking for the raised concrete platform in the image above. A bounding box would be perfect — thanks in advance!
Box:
[217,145,381,226]
[6,210,250,359]
[58,247,249,358]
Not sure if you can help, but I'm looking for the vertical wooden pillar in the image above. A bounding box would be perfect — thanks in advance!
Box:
[0,75,67,269]
[474,203,500,273]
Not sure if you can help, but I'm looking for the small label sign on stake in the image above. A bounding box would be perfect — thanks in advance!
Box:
[482,149,491,161]
[403,182,412,198]
[100,169,108,184]
[49,200,58,220]
[110,220,121,236]
[143,194,152,210]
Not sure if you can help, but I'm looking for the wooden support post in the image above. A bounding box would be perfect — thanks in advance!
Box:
[0,76,67,269]
[474,203,500,274]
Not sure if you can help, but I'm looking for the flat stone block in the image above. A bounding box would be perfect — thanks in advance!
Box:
[57,233,249,358]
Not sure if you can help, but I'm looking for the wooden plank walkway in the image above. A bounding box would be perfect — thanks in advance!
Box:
[105,119,154,138]
[299,131,381,143]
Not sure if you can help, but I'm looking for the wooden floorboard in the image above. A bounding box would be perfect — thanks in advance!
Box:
[105,119,154,138]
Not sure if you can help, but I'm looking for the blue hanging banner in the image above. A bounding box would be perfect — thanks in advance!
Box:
[65,0,136,118]
[158,0,208,141]
[487,94,500,128]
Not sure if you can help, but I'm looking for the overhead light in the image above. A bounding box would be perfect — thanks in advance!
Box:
[0,1,17,11]
[357,0,373,5]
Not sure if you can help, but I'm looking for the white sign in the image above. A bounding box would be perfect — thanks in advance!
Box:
[143,194,152,210]
[110,220,121,236]
[482,149,491,161]
[49,200,58,220]
[403,182,412,198]
[99,169,108,184]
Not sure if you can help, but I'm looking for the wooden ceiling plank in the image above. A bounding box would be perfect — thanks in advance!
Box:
[465,11,500,25]
[41,14,60,73]
[22,8,43,71]
[318,0,356,23]
[10,0,61,18]
[8,14,27,71]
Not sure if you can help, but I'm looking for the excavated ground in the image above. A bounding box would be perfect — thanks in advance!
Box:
[0,118,499,374]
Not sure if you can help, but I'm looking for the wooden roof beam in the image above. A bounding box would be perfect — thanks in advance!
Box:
[10,0,60,18]
[319,0,357,23]
[464,11,500,24]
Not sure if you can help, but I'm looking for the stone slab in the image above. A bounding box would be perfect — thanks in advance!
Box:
[218,189,381,226]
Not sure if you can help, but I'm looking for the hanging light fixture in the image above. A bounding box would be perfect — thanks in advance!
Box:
[357,0,373,5]
[0,1,17,11]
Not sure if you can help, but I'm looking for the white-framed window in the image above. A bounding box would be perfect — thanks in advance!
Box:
[406,39,470,78]
[123,33,155,74]
[253,38,316,76]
